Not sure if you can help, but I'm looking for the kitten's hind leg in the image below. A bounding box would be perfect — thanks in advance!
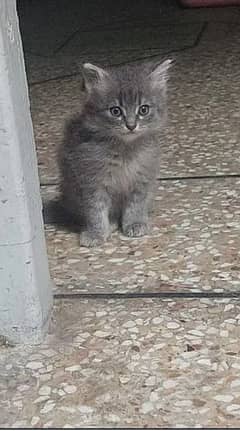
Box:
[80,198,111,247]
[122,189,150,238]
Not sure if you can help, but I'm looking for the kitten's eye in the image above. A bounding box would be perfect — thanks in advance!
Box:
[110,106,122,117]
[138,105,150,116]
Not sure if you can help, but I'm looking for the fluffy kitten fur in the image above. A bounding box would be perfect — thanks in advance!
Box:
[59,60,171,247]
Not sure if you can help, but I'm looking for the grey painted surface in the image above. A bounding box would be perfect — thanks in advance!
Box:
[0,0,52,344]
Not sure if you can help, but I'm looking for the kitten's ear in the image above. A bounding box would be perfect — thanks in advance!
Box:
[149,59,173,89]
[82,63,109,91]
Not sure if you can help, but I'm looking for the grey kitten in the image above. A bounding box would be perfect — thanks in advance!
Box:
[59,60,172,247]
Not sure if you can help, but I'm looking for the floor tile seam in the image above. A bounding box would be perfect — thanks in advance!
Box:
[40,174,240,189]
[53,291,240,300]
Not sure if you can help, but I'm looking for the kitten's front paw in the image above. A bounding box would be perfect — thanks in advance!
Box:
[80,231,108,247]
[123,222,149,238]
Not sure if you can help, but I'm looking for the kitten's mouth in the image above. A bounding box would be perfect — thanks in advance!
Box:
[126,130,137,135]
[122,130,140,141]
[116,125,143,141]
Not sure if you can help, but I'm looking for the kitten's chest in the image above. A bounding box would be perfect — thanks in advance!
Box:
[108,157,137,191]
[104,147,157,194]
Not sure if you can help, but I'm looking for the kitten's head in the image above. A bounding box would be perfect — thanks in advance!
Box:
[82,60,172,141]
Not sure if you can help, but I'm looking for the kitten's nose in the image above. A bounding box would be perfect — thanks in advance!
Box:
[126,122,136,132]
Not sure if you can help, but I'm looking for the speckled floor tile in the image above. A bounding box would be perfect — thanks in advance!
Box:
[24,54,80,86]
[41,177,240,294]
[1,298,240,428]
[30,76,85,184]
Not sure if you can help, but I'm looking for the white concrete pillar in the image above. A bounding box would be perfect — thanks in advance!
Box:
[0,0,52,344]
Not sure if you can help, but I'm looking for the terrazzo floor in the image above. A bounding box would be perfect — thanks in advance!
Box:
[2,298,240,428]
[1,0,240,427]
